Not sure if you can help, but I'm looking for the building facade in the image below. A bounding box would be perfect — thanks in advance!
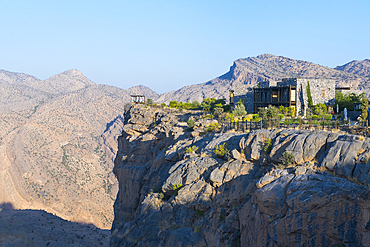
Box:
[234,78,336,115]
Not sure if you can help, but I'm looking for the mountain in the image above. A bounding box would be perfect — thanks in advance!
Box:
[0,69,158,230]
[156,54,370,103]
[335,59,370,78]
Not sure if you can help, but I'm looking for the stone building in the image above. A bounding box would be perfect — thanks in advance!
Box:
[234,78,336,115]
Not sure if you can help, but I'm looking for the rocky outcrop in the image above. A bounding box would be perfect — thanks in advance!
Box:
[111,105,370,246]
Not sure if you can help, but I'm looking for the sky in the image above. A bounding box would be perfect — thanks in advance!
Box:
[0,0,369,93]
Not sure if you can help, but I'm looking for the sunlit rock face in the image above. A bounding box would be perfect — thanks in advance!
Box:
[111,104,370,247]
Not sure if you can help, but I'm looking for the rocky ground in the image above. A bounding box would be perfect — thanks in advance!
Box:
[111,104,370,246]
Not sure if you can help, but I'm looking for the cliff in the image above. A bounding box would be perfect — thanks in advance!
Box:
[111,105,370,246]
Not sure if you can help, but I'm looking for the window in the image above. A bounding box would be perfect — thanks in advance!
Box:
[290,90,296,102]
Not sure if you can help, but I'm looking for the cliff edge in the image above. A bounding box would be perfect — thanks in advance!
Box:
[111,104,370,246]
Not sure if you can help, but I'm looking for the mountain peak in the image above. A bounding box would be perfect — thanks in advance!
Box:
[61,69,84,76]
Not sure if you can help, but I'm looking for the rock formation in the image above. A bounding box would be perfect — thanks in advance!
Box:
[112,104,370,246]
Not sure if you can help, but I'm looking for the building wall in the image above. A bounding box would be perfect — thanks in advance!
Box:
[233,78,336,115]
[233,84,254,112]
[278,78,335,115]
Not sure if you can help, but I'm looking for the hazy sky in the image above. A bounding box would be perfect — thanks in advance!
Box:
[1,0,369,93]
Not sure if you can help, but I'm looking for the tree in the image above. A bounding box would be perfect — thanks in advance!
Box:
[306,81,313,106]
[258,106,279,119]
[361,97,369,121]
[232,103,247,116]
[169,100,178,108]
[313,103,327,117]
[335,92,364,112]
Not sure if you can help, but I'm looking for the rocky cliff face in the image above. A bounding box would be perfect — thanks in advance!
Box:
[112,105,370,247]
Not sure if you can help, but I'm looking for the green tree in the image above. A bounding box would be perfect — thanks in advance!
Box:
[306,81,313,106]
[313,103,327,117]
[232,102,247,116]
[335,92,364,112]
[361,97,369,121]
[169,100,178,108]
[258,106,279,119]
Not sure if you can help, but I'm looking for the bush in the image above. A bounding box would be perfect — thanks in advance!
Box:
[172,183,182,195]
[280,152,295,167]
[187,119,195,131]
[324,114,333,120]
[213,107,224,117]
[186,146,198,153]
[213,143,229,158]
[232,103,247,116]
[206,122,220,132]
[264,139,273,154]
[312,115,319,120]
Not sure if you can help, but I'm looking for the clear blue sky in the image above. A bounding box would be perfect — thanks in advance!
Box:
[1,0,369,93]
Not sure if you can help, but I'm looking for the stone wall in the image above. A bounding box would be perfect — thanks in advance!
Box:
[279,78,336,115]
[233,84,254,113]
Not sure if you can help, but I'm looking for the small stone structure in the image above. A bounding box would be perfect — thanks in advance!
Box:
[234,78,336,115]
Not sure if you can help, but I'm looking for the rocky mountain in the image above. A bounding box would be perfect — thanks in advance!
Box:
[0,69,158,231]
[156,54,370,104]
[335,59,370,78]
[112,104,370,246]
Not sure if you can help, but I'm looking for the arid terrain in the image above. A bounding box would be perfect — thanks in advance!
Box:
[1,54,370,246]
[0,69,157,232]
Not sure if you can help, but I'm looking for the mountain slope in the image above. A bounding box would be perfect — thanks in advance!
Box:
[156,54,370,103]
[335,59,370,78]
[0,69,157,229]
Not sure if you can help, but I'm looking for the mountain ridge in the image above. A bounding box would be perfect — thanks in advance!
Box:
[156,54,370,104]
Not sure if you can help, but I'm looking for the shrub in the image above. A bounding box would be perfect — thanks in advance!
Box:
[232,103,247,117]
[173,183,182,191]
[186,146,198,153]
[147,98,153,105]
[172,183,182,195]
[324,114,333,120]
[187,119,195,131]
[213,107,224,117]
[312,115,319,120]
[280,152,295,167]
[264,139,273,154]
[169,100,178,108]
[259,106,279,119]
[213,143,229,158]
[206,122,220,132]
